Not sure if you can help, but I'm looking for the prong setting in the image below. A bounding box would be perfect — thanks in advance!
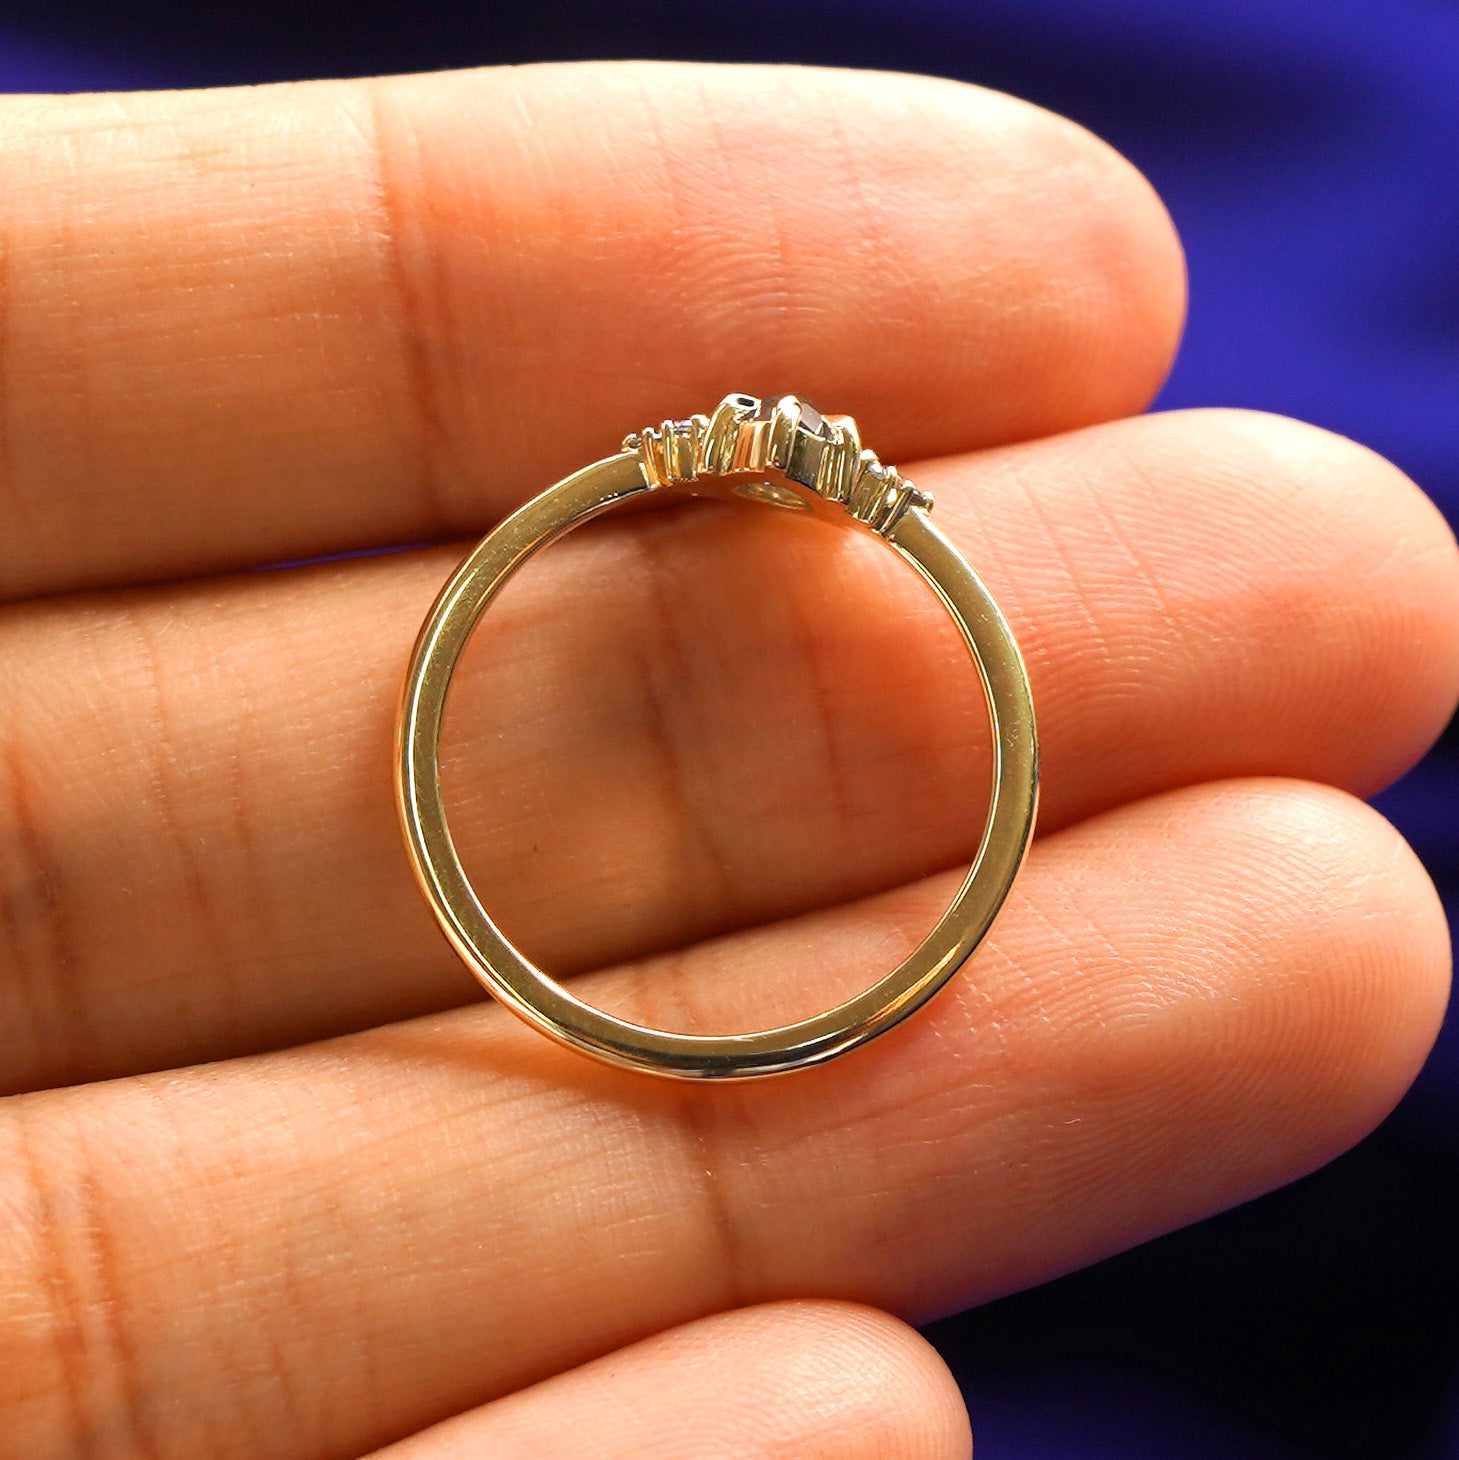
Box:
[626,392,930,537]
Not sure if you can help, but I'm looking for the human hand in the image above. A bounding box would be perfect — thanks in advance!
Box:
[1,62,1456,1458]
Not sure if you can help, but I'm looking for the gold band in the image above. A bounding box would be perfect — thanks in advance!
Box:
[395,394,1039,1080]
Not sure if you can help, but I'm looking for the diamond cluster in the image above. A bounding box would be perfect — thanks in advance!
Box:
[623,393,932,537]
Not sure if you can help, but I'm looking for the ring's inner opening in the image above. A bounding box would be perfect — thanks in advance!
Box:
[438,488,994,1038]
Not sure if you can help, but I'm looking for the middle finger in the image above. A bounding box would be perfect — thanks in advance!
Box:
[0,408,1454,1092]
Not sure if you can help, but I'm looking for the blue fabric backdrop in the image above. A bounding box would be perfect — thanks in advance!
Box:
[2,2,1454,1454]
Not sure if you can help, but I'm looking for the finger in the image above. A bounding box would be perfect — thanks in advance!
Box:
[2,410,1456,1092]
[0,780,1446,1460]
[365,1302,969,1460]
[0,61,1183,598]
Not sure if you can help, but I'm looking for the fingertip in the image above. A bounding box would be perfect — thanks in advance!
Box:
[1243,779,1452,1147]
[969,78,1189,428]
[829,67,1189,447]
[1115,776,1452,1173]
[1188,410,1459,792]
[1007,405,1459,799]
[743,1300,974,1460]
[902,775,1454,1303]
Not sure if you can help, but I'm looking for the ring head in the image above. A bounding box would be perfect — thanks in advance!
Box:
[624,393,933,535]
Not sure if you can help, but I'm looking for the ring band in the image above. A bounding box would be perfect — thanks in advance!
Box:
[395,393,1039,1080]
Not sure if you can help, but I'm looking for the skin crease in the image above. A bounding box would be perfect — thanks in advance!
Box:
[0,58,1453,1460]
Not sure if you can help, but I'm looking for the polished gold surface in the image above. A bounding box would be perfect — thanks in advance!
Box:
[396,394,1039,1080]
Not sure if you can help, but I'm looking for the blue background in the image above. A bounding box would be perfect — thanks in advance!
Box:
[3,2,1455,1454]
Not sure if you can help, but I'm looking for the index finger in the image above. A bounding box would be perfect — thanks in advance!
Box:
[0,60,1183,598]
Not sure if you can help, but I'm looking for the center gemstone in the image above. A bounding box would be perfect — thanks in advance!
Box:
[752,396,830,489]
[759,395,825,438]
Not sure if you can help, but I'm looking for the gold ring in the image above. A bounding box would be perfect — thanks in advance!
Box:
[396,393,1039,1080]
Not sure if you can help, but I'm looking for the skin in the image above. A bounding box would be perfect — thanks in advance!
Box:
[0,59,1456,1460]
